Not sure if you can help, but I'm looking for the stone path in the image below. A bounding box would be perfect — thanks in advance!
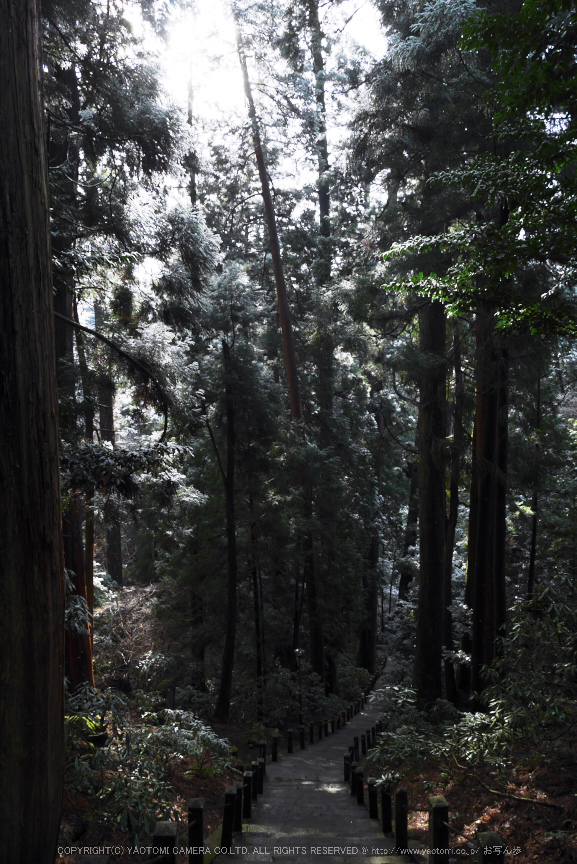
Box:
[215,667,425,864]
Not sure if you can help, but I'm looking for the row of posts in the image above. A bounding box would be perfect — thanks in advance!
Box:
[284,692,371,755]
[343,721,505,863]
[145,684,381,863]
[145,741,268,864]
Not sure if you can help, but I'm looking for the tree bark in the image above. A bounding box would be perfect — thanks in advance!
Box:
[413,300,446,707]
[0,1,65,858]
[527,366,540,599]
[471,313,508,694]
[398,423,420,601]
[214,339,238,723]
[443,324,464,703]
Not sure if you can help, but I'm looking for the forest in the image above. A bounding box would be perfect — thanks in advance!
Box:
[2,0,577,861]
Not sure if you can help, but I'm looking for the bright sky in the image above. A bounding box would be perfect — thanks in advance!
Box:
[162,0,387,120]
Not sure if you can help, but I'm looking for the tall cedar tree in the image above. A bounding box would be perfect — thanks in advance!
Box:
[0,0,65,859]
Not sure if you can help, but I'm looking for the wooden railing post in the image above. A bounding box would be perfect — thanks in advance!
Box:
[381,786,392,834]
[356,768,364,806]
[153,821,177,864]
[429,795,449,864]
[394,788,408,853]
[353,736,360,762]
[234,782,243,832]
[361,733,367,755]
[350,761,358,796]
[221,787,237,851]
[344,752,351,782]
[478,831,505,862]
[243,772,252,818]
[188,798,204,864]
[368,779,378,819]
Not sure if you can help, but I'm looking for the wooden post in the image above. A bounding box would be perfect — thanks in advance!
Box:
[251,762,259,799]
[478,831,505,862]
[257,757,265,793]
[234,782,243,832]
[381,786,392,833]
[353,736,360,762]
[287,729,293,754]
[429,796,449,864]
[361,733,367,755]
[153,821,178,864]
[356,768,364,805]
[243,773,252,818]
[368,779,378,819]
[344,752,351,782]
[272,732,279,762]
[221,787,237,851]
[299,725,306,749]
[350,762,358,795]
[394,788,409,854]
[188,798,204,864]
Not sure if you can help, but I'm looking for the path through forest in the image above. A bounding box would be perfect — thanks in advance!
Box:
[216,663,424,864]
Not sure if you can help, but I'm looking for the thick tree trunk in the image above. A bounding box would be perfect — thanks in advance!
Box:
[413,300,446,707]
[0,2,65,858]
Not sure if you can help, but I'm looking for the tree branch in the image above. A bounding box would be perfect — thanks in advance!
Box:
[470,772,563,809]
[54,312,169,442]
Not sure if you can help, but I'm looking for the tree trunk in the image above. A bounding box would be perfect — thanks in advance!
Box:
[471,313,508,694]
[96,304,123,585]
[443,324,463,703]
[214,339,238,722]
[413,300,446,707]
[457,421,477,693]
[527,366,540,599]
[398,423,420,600]
[236,28,325,684]
[249,479,264,719]
[73,299,95,647]
[0,1,65,858]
